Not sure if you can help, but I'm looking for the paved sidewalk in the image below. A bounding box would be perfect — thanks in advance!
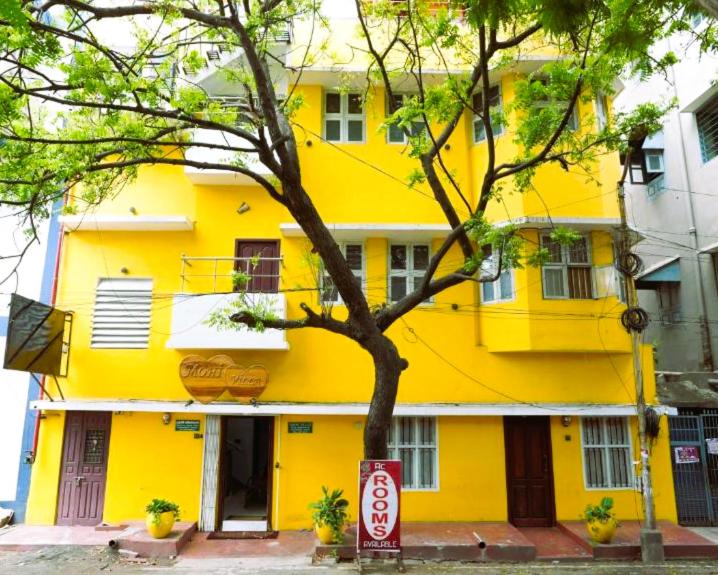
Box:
[692,527,718,545]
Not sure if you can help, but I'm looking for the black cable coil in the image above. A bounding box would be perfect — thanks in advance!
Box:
[615,251,643,277]
[621,307,650,333]
[645,407,661,440]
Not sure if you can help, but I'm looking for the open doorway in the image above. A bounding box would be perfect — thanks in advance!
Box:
[219,416,273,531]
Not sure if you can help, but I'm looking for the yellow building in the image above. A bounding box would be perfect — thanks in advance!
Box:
[26,21,677,532]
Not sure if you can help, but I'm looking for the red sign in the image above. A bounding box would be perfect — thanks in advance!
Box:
[358,460,401,552]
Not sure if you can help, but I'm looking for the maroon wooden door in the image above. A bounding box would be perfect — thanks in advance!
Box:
[504,416,556,527]
[234,240,280,293]
[56,411,111,526]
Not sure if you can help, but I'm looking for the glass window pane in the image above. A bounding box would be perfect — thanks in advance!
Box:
[345,244,362,270]
[388,94,403,113]
[399,448,414,488]
[413,245,429,270]
[388,124,405,143]
[420,449,434,488]
[482,282,494,302]
[388,421,395,445]
[418,417,434,444]
[543,268,565,297]
[399,418,414,444]
[474,119,486,142]
[568,237,589,263]
[567,266,593,299]
[585,447,607,488]
[488,85,501,107]
[390,245,407,270]
[583,418,603,445]
[499,271,512,300]
[322,275,338,302]
[325,119,341,141]
[347,93,363,114]
[391,276,407,302]
[609,447,631,487]
[411,121,425,137]
[347,120,363,142]
[542,236,563,263]
[325,92,341,114]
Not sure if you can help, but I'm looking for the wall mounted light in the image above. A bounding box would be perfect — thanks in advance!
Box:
[129,206,138,215]
[162,412,171,425]
[120,267,129,275]
[561,415,573,427]
[237,202,251,215]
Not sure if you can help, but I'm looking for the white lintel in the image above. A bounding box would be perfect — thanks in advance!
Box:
[60,215,194,232]
[494,216,622,231]
[279,223,452,240]
[28,399,676,417]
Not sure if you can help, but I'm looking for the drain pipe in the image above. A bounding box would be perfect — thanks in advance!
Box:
[669,37,715,371]
[29,202,65,461]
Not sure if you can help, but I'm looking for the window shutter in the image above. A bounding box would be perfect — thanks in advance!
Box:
[593,265,618,299]
[91,278,152,348]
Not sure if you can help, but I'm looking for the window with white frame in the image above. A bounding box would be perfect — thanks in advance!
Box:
[480,246,514,303]
[389,243,430,302]
[472,85,503,143]
[540,233,594,299]
[386,93,426,144]
[595,93,609,131]
[532,77,579,132]
[320,243,364,304]
[582,417,633,489]
[324,92,364,143]
[387,417,437,489]
[91,278,152,348]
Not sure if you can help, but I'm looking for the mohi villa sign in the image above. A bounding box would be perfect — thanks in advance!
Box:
[179,354,268,403]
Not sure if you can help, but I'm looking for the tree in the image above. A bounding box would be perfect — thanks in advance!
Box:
[0,0,708,459]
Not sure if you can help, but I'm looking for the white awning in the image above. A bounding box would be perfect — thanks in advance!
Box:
[29,399,676,417]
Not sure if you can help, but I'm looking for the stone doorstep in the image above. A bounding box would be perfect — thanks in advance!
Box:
[113,521,197,559]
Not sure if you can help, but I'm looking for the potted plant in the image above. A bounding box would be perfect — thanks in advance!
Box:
[309,486,349,544]
[145,498,180,539]
[583,497,619,544]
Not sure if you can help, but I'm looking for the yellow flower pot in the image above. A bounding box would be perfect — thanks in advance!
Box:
[315,522,341,545]
[146,511,176,539]
[586,519,617,544]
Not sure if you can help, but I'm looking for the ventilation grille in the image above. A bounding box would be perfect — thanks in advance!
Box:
[91,279,152,348]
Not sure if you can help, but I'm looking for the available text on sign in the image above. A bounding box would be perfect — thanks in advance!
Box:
[358,460,401,552]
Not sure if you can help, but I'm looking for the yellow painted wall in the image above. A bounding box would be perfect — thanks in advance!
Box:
[25,72,677,527]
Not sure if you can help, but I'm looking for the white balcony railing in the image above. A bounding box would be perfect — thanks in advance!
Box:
[166,255,288,350]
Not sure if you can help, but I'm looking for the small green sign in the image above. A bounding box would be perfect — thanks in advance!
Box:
[288,421,313,434]
[175,419,200,432]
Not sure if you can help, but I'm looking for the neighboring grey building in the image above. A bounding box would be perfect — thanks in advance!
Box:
[615,16,718,375]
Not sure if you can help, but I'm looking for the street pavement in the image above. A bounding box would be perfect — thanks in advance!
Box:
[2,547,718,575]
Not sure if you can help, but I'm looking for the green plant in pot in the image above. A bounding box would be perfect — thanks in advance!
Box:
[145,498,180,539]
[309,486,349,544]
[583,497,619,544]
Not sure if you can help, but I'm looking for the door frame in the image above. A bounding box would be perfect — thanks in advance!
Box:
[55,411,112,526]
[233,239,280,293]
[504,415,556,528]
[216,415,275,531]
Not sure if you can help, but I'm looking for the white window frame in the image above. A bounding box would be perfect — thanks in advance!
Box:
[532,77,580,132]
[580,417,635,490]
[388,242,433,304]
[387,417,439,491]
[386,93,426,144]
[472,84,504,144]
[595,93,609,131]
[323,91,365,143]
[540,233,594,299]
[479,249,514,304]
[697,92,718,164]
[644,150,665,173]
[91,278,153,349]
[320,242,365,304]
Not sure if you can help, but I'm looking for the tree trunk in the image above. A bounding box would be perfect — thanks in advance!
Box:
[363,335,404,459]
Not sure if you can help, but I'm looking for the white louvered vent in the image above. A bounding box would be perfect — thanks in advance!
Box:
[91,278,152,348]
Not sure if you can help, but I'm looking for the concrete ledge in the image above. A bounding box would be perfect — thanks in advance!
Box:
[114,522,197,558]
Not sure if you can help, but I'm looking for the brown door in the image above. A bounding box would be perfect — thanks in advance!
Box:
[234,240,280,293]
[504,416,555,527]
[56,411,111,526]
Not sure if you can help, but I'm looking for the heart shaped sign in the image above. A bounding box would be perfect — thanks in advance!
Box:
[179,355,268,404]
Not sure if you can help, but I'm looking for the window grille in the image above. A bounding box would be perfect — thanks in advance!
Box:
[387,417,438,489]
[324,92,364,143]
[321,243,364,303]
[582,417,633,489]
[91,278,152,348]
[540,234,593,299]
[697,93,718,163]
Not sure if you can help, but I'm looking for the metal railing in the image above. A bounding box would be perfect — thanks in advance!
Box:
[180,255,282,294]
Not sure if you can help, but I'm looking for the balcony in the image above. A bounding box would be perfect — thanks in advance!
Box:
[184,128,273,186]
[165,255,288,350]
